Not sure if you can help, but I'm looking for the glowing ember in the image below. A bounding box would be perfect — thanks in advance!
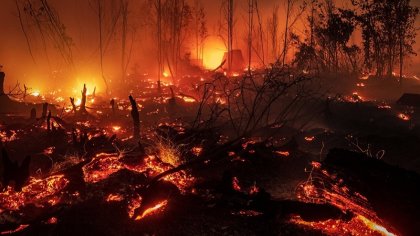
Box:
[134,200,168,221]
[304,136,315,142]
[0,130,19,142]
[106,193,124,202]
[0,224,29,235]
[43,146,55,155]
[46,217,58,224]
[378,104,391,109]
[112,125,122,132]
[290,214,397,236]
[83,153,194,192]
[82,153,124,183]
[275,151,290,157]
[0,175,69,211]
[127,195,142,218]
[232,177,241,191]
[191,146,203,156]
[232,210,263,217]
[249,182,259,195]
[397,113,410,121]
[351,92,364,102]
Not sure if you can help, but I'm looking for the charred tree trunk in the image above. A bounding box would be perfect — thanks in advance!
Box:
[228,0,233,73]
[0,72,5,95]
[47,110,51,131]
[156,0,162,93]
[110,98,116,115]
[70,97,77,113]
[129,95,140,138]
[42,102,48,119]
[30,108,36,120]
[399,32,403,86]
[282,0,291,66]
[80,84,88,114]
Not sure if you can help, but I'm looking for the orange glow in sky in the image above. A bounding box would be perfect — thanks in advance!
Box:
[202,36,226,69]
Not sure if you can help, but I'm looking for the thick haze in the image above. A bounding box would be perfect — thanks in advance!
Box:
[1,0,420,95]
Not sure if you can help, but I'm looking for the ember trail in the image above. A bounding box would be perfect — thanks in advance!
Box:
[0,0,419,235]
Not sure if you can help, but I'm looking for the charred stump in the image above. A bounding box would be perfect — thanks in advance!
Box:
[168,87,176,106]
[0,71,5,95]
[41,102,48,119]
[47,110,51,131]
[157,80,162,94]
[79,84,88,114]
[30,108,36,120]
[129,95,140,139]
[70,97,77,114]
[110,98,116,115]
[1,148,31,191]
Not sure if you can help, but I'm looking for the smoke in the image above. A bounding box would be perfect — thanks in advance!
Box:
[0,0,419,94]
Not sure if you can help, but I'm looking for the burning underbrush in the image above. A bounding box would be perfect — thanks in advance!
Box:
[0,68,418,235]
[0,120,198,234]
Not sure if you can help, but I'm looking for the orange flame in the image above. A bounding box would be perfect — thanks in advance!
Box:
[275,151,290,157]
[232,177,241,191]
[134,200,168,221]
[304,136,315,142]
[397,113,410,121]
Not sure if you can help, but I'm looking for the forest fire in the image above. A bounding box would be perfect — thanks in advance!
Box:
[0,0,419,234]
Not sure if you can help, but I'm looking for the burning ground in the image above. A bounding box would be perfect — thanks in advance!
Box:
[0,67,420,236]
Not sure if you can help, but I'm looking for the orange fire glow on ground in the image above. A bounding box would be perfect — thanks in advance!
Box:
[290,214,396,236]
[275,151,290,157]
[294,161,399,236]
[134,200,168,221]
[0,175,69,211]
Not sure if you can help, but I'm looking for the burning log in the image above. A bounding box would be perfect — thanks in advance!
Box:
[1,148,31,191]
[313,148,420,236]
[129,95,140,139]
[133,180,179,220]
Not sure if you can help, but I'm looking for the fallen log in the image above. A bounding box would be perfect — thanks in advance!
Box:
[323,148,420,236]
